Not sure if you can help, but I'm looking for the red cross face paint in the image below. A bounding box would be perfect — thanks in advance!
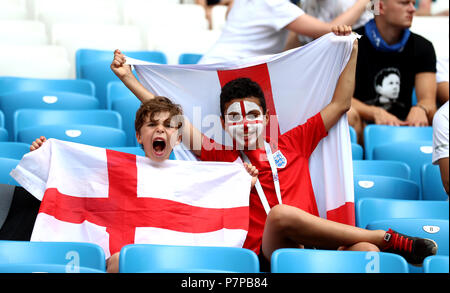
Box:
[224,100,265,149]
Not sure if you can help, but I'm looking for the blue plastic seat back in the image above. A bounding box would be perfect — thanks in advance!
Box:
[0,91,100,140]
[0,76,95,96]
[364,125,433,160]
[111,96,141,147]
[366,218,449,257]
[421,163,448,201]
[373,140,433,198]
[0,240,106,273]
[354,175,420,202]
[0,142,30,160]
[349,126,357,143]
[13,109,122,141]
[76,49,167,108]
[76,49,167,78]
[0,110,4,128]
[0,128,7,142]
[353,160,411,179]
[423,255,449,273]
[17,125,127,148]
[0,158,20,186]
[178,53,203,64]
[271,249,409,273]
[106,81,137,109]
[351,143,363,160]
[356,198,449,229]
[119,244,260,273]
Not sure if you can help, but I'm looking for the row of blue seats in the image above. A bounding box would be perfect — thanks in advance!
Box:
[0,231,448,273]
[0,152,445,201]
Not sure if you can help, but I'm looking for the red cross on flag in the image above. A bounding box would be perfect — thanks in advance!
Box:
[11,139,251,258]
[129,33,357,226]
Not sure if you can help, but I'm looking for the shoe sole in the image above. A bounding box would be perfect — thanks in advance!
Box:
[410,238,438,267]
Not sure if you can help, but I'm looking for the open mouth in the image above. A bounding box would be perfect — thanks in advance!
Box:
[152,138,167,156]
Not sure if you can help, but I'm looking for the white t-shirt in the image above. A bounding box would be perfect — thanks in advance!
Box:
[298,0,373,44]
[432,101,449,164]
[199,0,304,64]
[437,55,449,84]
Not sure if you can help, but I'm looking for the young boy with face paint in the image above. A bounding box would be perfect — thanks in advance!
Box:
[111,26,437,270]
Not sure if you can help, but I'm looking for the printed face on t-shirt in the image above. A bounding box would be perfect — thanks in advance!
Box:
[223,98,266,150]
[375,72,400,104]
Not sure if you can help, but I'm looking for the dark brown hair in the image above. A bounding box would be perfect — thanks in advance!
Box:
[135,96,184,133]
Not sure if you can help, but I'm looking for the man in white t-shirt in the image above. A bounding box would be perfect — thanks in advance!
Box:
[199,0,363,64]
[432,101,449,195]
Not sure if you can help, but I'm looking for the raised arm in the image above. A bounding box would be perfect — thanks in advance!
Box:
[320,31,358,131]
[110,49,204,156]
[286,0,370,40]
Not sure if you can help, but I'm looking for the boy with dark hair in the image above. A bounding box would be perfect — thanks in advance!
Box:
[112,26,437,270]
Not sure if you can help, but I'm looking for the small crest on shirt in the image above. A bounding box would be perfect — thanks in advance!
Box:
[273,150,287,169]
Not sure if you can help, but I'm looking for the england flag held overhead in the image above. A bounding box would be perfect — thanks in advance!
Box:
[128,32,357,225]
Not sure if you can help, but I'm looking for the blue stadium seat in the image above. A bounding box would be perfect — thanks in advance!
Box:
[0,240,106,273]
[423,255,449,273]
[0,142,30,160]
[354,175,420,202]
[271,249,409,273]
[0,90,100,140]
[363,125,433,160]
[349,126,357,143]
[0,76,95,96]
[106,81,136,110]
[119,244,260,273]
[373,140,433,198]
[356,198,449,229]
[17,125,127,148]
[13,109,122,141]
[76,49,167,108]
[353,160,411,180]
[351,143,363,160]
[0,128,7,142]
[421,163,448,201]
[366,218,449,257]
[178,53,203,64]
[366,218,449,273]
[111,96,141,147]
[0,110,4,127]
[0,158,20,186]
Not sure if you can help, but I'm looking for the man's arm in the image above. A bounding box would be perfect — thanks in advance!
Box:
[111,49,204,156]
[407,72,437,126]
[285,0,369,40]
[320,37,358,131]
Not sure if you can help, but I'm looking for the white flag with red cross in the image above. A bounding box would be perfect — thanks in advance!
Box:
[129,33,357,226]
[11,139,251,258]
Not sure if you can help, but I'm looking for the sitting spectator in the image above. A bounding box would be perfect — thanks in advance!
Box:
[199,0,370,64]
[348,0,437,144]
[432,101,449,195]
